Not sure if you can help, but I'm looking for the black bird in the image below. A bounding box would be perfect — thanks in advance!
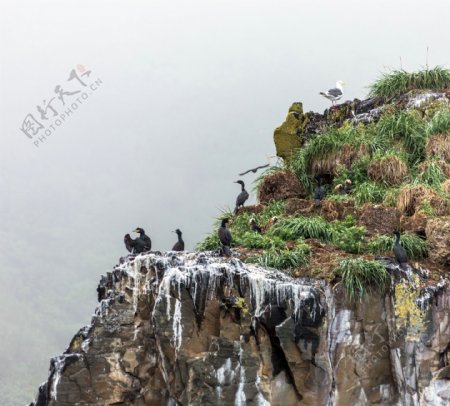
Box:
[393,231,408,269]
[249,218,262,233]
[124,233,147,254]
[218,218,232,257]
[172,229,185,251]
[335,184,346,196]
[239,164,270,176]
[133,227,152,251]
[314,176,325,208]
[234,180,249,213]
[344,179,352,194]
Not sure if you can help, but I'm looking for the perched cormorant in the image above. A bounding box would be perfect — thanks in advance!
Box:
[133,227,152,251]
[393,231,408,269]
[344,179,352,194]
[172,229,185,251]
[234,180,249,213]
[239,164,270,176]
[314,176,325,207]
[124,233,147,254]
[249,218,262,233]
[218,218,232,257]
[335,184,346,195]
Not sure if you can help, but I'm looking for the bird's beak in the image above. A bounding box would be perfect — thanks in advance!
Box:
[133,228,139,233]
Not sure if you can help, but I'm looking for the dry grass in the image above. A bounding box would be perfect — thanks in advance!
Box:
[367,156,408,186]
[397,184,448,216]
[442,179,450,194]
[310,144,368,175]
[426,134,450,161]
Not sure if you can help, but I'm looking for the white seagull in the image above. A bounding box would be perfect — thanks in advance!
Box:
[320,80,345,106]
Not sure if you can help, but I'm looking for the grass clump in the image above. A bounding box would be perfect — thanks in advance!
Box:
[248,242,310,270]
[368,233,428,260]
[367,154,408,186]
[426,134,450,161]
[270,216,333,242]
[418,160,446,188]
[353,181,386,206]
[369,66,450,99]
[336,258,390,301]
[426,108,450,137]
[331,216,366,254]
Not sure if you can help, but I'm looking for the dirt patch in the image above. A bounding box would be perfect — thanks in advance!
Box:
[356,204,400,236]
[367,156,408,186]
[400,213,428,235]
[426,134,450,161]
[442,179,450,194]
[284,198,313,215]
[284,198,357,221]
[258,170,307,203]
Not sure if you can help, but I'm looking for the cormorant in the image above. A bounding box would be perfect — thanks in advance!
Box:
[239,164,270,176]
[172,229,185,251]
[218,218,232,257]
[335,184,346,195]
[393,231,408,269]
[124,233,147,254]
[133,227,152,251]
[344,179,352,194]
[234,180,249,213]
[249,218,262,233]
[314,176,325,207]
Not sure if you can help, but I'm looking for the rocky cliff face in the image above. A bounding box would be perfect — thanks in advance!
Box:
[30,252,450,405]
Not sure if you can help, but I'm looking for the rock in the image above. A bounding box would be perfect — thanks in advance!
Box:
[30,252,450,406]
[258,170,307,203]
[426,217,450,266]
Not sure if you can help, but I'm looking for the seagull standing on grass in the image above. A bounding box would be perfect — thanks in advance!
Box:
[320,80,345,106]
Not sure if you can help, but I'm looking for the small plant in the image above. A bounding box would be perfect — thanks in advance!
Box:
[331,216,366,254]
[336,258,390,301]
[196,233,220,251]
[369,66,450,99]
[270,216,333,242]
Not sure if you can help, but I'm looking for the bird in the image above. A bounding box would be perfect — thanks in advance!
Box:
[269,216,279,226]
[335,184,346,195]
[344,179,352,194]
[133,227,152,251]
[172,229,185,251]
[314,176,325,207]
[218,218,232,257]
[393,231,408,269]
[124,233,147,254]
[249,218,262,233]
[320,80,345,106]
[234,180,249,213]
[239,164,270,176]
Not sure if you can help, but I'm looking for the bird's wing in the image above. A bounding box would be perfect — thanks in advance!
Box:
[239,163,270,176]
[326,88,343,97]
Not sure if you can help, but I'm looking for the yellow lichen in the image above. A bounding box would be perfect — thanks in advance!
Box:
[394,275,427,341]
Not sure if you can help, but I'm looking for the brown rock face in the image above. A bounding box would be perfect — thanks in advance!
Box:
[258,170,307,203]
[426,217,450,267]
[30,252,450,406]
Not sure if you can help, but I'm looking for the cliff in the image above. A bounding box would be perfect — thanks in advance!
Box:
[30,68,450,405]
[30,252,449,405]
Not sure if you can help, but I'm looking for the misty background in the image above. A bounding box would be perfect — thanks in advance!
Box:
[0,0,448,403]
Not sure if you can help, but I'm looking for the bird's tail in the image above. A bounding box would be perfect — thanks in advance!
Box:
[222,245,232,257]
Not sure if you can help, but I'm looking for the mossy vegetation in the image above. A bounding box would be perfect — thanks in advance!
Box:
[197,66,449,302]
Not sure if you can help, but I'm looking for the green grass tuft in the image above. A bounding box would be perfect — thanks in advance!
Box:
[369,66,450,99]
[270,216,333,242]
[247,242,310,270]
[368,233,428,260]
[419,160,446,188]
[353,181,386,205]
[426,108,450,136]
[336,258,390,301]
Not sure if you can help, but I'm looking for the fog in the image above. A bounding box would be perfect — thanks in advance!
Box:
[0,0,448,403]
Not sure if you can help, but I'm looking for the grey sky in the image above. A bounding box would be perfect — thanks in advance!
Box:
[0,0,449,403]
